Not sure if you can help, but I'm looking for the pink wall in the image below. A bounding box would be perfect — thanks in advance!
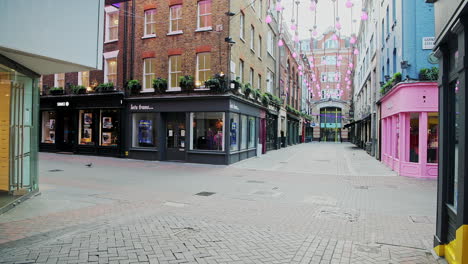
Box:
[380,82,438,179]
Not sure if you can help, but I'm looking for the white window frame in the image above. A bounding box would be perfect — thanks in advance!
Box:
[267,70,274,93]
[267,29,275,57]
[105,6,119,43]
[54,73,65,88]
[325,39,338,49]
[197,0,212,31]
[77,71,90,88]
[189,112,225,151]
[258,35,262,59]
[168,55,182,91]
[169,5,183,35]
[257,0,262,19]
[196,52,211,90]
[240,13,245,40]
[144,9,157,37]
[239,59,244,83]
[257,74,262,90]
[103,50,119,84]
[143,58,156,93]
[250,25,255,51]
[249,68,254,86]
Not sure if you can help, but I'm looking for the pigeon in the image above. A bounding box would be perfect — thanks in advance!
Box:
[85,163,93,168]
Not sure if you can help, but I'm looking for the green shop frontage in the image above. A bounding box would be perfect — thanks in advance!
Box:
[125,95,261,165]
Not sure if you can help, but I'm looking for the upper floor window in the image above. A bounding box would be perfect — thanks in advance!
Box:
[143,58,156,92]
[144,9,156,36]
[169,55,182,90]
[105,58,117,84]
[54,73,65,88]
[250,25,255,51]
[240,13,245,40]
[197,0,212,30]
[324,39,338,49]
[257,0,263,19]
[105,7,119,42]
[266,70,274,93]
[258,35,262,58]
[78,71,89,88]
[239,59,244,83]
[267,29,275,57]
[169,5,182,33]
[196,53,212,88]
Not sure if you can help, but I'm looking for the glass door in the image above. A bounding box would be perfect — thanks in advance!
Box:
[166,113,186,161]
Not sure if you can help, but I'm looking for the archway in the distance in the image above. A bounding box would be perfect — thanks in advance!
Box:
[320,107,342,142]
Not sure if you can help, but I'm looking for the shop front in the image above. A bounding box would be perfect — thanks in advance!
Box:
[266,105,279,152]
[287,114,300,146]
[126,95,260,165]
[380,82,438,178]
[0,57,39,196]
[40,92,125,157]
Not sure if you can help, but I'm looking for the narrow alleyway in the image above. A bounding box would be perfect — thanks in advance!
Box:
[0,143,440,264]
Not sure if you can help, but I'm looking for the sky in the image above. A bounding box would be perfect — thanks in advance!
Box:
[281,0,362,40]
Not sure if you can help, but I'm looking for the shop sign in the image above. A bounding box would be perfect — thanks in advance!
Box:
[57,101,69,107]
[268,105,278,112]
[230,102,240,111]
[130,104,155,111]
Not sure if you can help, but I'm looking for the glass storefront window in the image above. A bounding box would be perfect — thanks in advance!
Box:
[41,111,56,143]
[132,113,157,148]
[191,112,224,151]
[230,113,239,151]
[79,110,94,145]
[241,115,247,150]
[248,116,255,148]
[452,80,460,210]
[427,112,439,164]
[409,113,419,163]
[100,110,119,147]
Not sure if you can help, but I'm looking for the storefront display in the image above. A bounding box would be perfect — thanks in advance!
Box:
[248,116,255,148]
[230,113,239,151]
[132,113,156,147]
[241,115,247,150]
[41,111,56,143]
[100,110,119,146]
[191,112,224,151]
[79,110,94,145]
[427,112,438,164]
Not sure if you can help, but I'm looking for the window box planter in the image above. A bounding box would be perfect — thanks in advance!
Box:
[127,80,142,95]
[72,85,87,95]
[49,87,64,95]
[179,75,195,92]
[152,78,168,94]
[96,83,115,93]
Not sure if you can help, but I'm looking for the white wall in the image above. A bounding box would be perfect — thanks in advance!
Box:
[0,0,104,74]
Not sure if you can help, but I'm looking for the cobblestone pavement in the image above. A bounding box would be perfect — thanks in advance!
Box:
[0,143,444,263]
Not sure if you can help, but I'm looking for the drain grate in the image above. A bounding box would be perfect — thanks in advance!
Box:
[247,180,265,184]
[195,191,216,196]
[354,185,369,190]
[48,169,63,172]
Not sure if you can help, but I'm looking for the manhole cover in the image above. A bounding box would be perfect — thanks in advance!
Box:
[409,215,432,224]
[195,192,216,196]
[48,169,63,172]
[247,180,265,183]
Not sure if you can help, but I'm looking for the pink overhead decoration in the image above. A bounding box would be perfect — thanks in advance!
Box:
[345,0,353,8]
[347,70,351,74]
[275,2,282,11]
[338,55,343,61]
[292,52,297,58]
[291,24,297,31]
[349,63,354,68]
[361,9,368,21]
[337,62,341,67]
[278,39,284,47]
[265,15,272,24]
[294,34,300,43]
[332,34,338,41]
[353,48,359,55]
[298,65,302,71]
[310,0,317,11]
[350,36,357,44]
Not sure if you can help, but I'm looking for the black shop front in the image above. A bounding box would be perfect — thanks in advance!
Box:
[126,94,261,165]
[39,92,125,157]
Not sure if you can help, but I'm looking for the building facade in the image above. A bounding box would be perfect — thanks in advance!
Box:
[0,0,105,198]
[431,0,468,263]
[39,0,309,165]
[304,30,353,142]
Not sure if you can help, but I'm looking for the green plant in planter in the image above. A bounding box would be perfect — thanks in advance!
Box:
[243,83,252,98]
[393,72,402,83]
[204,74,227,92]
[127,79,141,94]
[261,93,270,106]
[179,75,195,91]
[49,87,64,95]
[427,67,439,81]
[96,82,115,93]
[71,85,87,94]
[252,89,261,101]
[230,77,242,93]
[152,78,168,93]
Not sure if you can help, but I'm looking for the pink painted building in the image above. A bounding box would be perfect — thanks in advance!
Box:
[380,82,438,178]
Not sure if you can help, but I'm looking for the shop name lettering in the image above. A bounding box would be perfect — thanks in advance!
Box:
[131,104,154,110]
[230,102,239,110]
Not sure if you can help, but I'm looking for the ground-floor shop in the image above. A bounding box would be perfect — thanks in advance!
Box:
[126,95,261,165]
[379,82,438,178]
[39,93,125,157]
[287,114,300,146]
[0,55,39,196]
[433,10,468,263]
[265,106,279,152]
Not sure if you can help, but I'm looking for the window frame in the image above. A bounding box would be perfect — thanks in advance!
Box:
[197,0,212,31]
[169,5,183,34]
[143,58,156,92]
[258,35,263,59]
[190,112,226,152]
[168,55,182,91]
[250,25,255,51]
[196,52,212,89]
[54,73,65,88]
[105,6,119,43]
[239,13,245,40]
[144,9,157,37]
[78,71,90,88]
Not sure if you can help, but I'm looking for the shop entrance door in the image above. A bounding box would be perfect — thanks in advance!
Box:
[57,111,74,152]
[165,113,186,161]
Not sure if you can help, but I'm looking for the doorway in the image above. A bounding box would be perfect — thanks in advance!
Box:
[165,113,186,161]
[56,110,74,152]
